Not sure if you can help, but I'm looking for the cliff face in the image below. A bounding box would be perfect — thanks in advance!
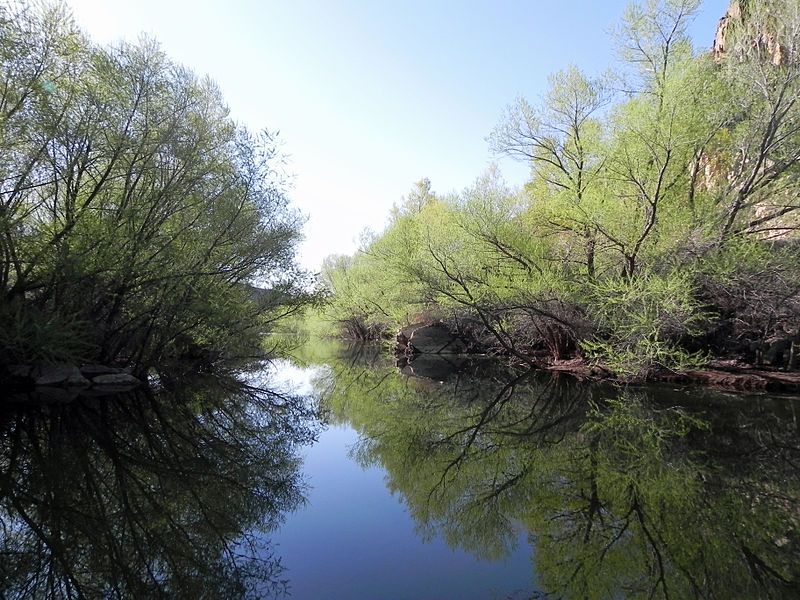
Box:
[712,0,744,58]
[712,0,786,65]
[708,0,799,239]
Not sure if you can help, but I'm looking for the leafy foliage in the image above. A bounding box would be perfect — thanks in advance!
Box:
[0,2,310,370]
[322,0,800,376]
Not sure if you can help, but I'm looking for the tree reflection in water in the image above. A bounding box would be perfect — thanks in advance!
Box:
[314,343,800,600]
[0,375,318,599]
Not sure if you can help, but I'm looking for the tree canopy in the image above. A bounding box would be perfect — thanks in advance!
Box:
[320,0,800,377]
[0,1,310,370]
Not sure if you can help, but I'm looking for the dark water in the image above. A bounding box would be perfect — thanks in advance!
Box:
[1,342,799,599]
[0,373,317,599]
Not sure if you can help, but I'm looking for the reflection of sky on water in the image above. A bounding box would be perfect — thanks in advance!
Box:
[269,416,535,600]
[257,359,322,398]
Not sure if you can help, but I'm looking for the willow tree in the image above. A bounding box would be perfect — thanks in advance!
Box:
[320,0,800,375]
[0,2,308,368]
[490,66,611,281]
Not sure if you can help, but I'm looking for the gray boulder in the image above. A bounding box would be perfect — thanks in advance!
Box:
[34,364,90,387]
[408,324,466,354]
[91,373,141,389]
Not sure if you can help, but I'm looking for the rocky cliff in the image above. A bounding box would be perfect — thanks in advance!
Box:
[712,0,787,65]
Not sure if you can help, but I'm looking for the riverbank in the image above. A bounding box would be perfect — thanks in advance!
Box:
[396,352,800,394]
[546,358,800,393]
[391,322,800,394]
[1,363,143,403]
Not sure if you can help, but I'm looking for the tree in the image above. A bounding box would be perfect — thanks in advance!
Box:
[0,2,309,370]
[390,177,437,220]
[323,0,800,376]
[490,66,611,280]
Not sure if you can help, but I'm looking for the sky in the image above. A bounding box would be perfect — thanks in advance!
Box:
[65,0,729,272]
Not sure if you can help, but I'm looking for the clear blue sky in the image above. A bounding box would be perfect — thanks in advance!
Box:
[67,0,728,271]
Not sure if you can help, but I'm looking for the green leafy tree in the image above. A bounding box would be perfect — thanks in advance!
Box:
[324,0,800,376]
[0,2,310,370]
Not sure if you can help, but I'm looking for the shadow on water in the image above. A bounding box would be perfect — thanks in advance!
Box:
[308,342,800,599]
[0,374,319,599]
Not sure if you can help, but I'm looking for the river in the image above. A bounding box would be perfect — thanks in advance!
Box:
[1,340,798,598]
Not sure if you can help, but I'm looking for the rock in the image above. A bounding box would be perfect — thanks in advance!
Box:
[712,0,743,60]
[91,373,141,389]
[713,0,786,65]
[34,364,90,387]
[408,323,466,354]
[80,364,122,377]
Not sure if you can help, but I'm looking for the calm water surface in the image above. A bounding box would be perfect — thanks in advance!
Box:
[265,358,535,600]
[1,341,799,599]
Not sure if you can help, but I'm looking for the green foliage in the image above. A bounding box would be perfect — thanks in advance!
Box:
[0,2,310,369]
[323,0,800,376]
[582,395,710,475]
[0,300,95,364]
[583,270,710,376]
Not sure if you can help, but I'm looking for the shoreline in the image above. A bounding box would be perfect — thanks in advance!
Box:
[391,323,800,395]
[523,358,800,394]
[391,338,800,395]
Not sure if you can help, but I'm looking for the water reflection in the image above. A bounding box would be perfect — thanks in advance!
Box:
[0,374,317,599]
[311,343,800,599]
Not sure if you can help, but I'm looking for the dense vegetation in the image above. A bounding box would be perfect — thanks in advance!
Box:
[321,0,800,377]
[0,2,309,372]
